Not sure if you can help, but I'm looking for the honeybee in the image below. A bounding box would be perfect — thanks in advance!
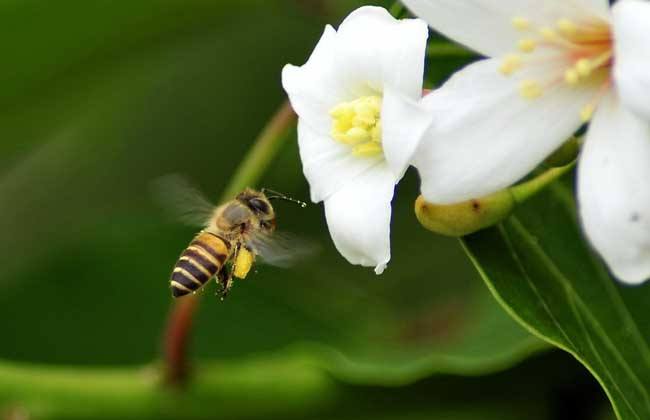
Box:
[154,176,310,298]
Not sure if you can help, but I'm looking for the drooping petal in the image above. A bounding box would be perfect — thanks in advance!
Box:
[323,162,395,274]
[334,6,429,100]
[282,25,349,136]
[612,0,650,121]
[578,93,650,285]
[400,0,610,57]
[298,120,384,203]
[381,86,434,179]
[413,58,597,204]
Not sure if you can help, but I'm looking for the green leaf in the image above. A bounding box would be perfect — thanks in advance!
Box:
[462,180,650,420]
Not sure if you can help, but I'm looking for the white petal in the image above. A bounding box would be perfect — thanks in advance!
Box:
[334,6,429,99]
[282,25,348,135]
[413,58,597,204]
[578,93,650,285]
[323,162,395,274]
[298,120,383,203]
[401,0,610,57]
[381,86,434,179]
[613,0,650,121]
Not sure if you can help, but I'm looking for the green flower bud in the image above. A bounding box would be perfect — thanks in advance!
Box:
[415,190,515,237]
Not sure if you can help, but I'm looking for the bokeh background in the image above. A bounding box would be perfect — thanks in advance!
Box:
[0,0,613,419]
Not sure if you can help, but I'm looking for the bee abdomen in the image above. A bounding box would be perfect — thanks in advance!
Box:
[170,232,230,298]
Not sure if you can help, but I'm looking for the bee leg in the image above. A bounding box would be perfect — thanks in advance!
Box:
[216,269,228,295]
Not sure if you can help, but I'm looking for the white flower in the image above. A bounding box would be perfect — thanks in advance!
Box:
[281,6,431,274]
[399,0,650,283]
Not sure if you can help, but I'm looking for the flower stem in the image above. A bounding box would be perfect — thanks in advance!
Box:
[162,100,296,387]
[509,161,576,204]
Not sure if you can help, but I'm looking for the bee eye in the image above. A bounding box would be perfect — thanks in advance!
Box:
[248,198,270,214]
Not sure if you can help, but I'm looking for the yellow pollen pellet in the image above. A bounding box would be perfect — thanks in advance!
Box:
[518,39,537,53]
[352,142,383,157]
[564,68,580,85]
[556,18,577,36]
[512,16,530,31]
[519,80,543,99]
[580,105,595,122]
[576,59,592,77]
[499,54,523,75]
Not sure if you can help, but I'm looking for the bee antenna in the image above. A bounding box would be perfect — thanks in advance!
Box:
[262,188,307,208]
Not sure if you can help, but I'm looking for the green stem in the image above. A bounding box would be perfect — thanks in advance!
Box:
[162,100,296,386]
[426,42,475,58]
[509,161,576,204]
[221,101,296,200]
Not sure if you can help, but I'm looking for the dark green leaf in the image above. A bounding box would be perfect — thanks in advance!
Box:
[463,180,650,420]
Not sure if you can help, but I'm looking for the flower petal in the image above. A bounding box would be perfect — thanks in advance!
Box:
[381,86,434,179]
[323,162,395,274]
[613,0,650,121]
[400,0,610,57]
[413,58,597,204]
[282,25,348,135]
[334,6,429,100]
[578,93,650,285]
[298,120,383,203]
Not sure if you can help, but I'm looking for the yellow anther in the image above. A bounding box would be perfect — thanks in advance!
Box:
[329,103,352,118]
[346,127,371,143]
[556,18,577,36]
[499,54,523,76]
[352,141,383,157]
[518,39,537,53]
[330,95,383,154]
[540,27,558,40]
[519,80,543,99]
[580,104,595,122]
[576,59,592,77]
[564,68,580,85]
[512,16,531,31]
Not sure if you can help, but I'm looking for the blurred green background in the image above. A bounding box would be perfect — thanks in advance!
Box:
[0,0,612,419]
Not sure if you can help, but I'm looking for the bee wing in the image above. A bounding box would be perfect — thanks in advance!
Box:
[247,231,319,268]
[151,174,216,227]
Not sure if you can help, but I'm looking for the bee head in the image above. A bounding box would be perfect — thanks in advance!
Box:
[237,189,276,231]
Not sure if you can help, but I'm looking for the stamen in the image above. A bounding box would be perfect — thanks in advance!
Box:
[540,27,558,41]
[564,68,580,85]
[580,105,595,122]
[330,95,383,158]
[499,54,523,75]
[518,39,537,53]
[512,16,531,31]
[556,18,578,36]
[575,59,592,77]
[519,80,543,99]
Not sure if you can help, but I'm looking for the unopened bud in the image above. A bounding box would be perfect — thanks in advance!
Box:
[415,190,515,237]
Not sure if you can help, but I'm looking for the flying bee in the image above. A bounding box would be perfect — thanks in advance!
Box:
[154,175,310,298]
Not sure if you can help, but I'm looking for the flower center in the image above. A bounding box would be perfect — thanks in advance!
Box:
[329,95,383,158]
[500,15,613,122]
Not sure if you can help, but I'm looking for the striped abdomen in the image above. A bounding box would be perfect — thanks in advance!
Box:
[170,232,230,298]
